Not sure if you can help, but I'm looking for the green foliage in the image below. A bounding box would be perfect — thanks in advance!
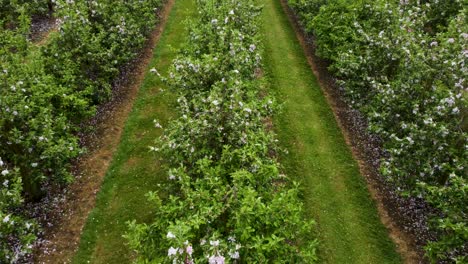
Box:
[287,0,325,31]
[0,166,37,262]
[0,0,162,262]
[288,0,467,262]
[0,0,51,27]
[126,0,318,262]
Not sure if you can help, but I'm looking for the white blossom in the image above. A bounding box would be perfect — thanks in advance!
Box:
[169,173,176,180]
[167,247,178,256]
[154,120,162,128]
[150,68,159,75]
[167,231,176,239]
[229,251,240,259]
[3,215,10,223]
[209,255,225,264]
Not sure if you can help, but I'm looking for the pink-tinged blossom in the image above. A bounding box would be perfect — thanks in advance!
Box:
[209,255,225,264]
[186,245,193,255]
[168,247,178,256]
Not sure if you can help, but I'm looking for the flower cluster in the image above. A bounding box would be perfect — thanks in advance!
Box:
[0,160,37,262]
[126,0,318,263]
[288,0,467,262]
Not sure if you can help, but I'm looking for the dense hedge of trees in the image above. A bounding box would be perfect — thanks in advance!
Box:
[287,0,467,262]
[0,0,161,261]
[126,0,318,262]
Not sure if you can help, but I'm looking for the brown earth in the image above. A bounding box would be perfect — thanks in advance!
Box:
[278,0,427,263]
[30,16,57,45]
[31,1,176,263]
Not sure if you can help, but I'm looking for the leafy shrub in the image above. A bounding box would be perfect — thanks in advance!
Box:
[288,0,467,262]
[0,166,37,262]
[0,0,52,27]
[126,0,318,262]
[0,0,162,261]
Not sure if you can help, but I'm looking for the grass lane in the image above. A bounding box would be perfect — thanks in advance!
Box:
[261,0,402,263]
[71,1,196,263]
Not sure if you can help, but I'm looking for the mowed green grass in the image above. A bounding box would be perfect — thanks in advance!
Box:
[72,1,196,263]
[261,0,402,263]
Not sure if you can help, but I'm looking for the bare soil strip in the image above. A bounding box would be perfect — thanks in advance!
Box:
[30,16,57,45]
[32,1,176,263]
[278,0,423,263]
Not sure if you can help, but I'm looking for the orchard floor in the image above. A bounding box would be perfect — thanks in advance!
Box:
[60,0,405,263]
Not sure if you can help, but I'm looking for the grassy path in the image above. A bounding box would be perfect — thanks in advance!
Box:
[261,0,402,263]
[71,1,196,263]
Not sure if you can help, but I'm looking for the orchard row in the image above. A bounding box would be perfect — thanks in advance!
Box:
[287,0,467,262]
[0,0,161,261]
[126,0,317,262]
